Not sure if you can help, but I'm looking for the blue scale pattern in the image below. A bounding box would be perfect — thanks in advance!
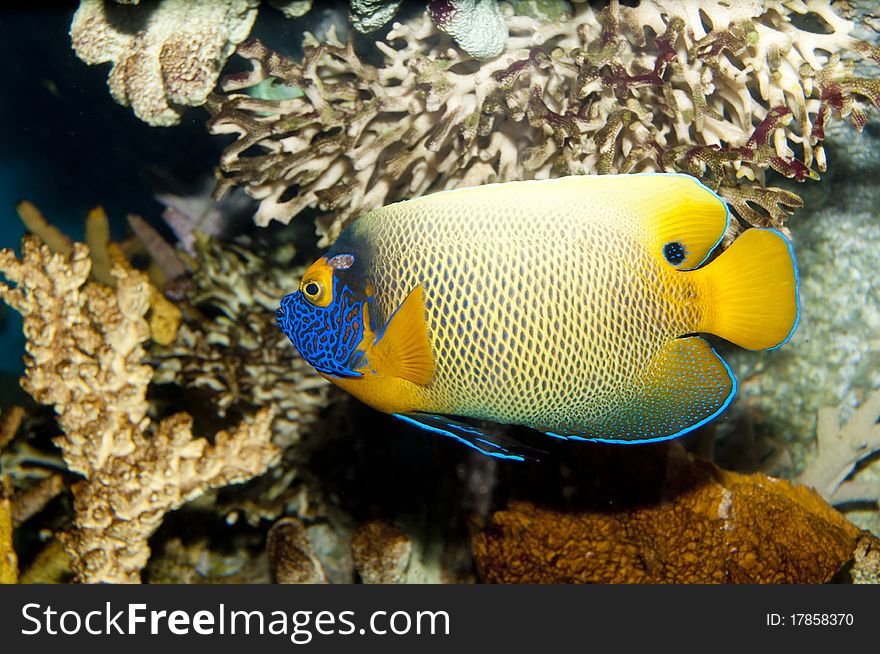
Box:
[277,285,365,377]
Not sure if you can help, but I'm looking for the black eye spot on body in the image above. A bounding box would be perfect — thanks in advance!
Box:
[663,241,687,266]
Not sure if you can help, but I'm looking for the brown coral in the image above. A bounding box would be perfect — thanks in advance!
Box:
[473,449,865,583]
[0,237,281,582]
[207,1,879,245]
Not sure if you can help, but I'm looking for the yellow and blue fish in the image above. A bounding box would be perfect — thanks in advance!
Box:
[276,174,799,460]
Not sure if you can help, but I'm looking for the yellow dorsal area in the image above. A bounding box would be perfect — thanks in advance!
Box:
[691,228,799,350]
[404,173,729,270]
[368,284,435,385]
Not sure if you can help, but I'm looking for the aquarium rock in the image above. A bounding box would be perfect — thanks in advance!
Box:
[0,237,281,582]
[267,517,328,584]
[349,0,403,33]
[208,1,879,245]
[70,0,259,126]
[428,0,508,59]
[473,447,866,583]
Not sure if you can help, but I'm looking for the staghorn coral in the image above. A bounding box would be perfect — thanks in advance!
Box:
[472,446,873,583]
[70,0,259,126]
[207,0,880,245]
[798,390,880,508]
[0,237,281,583]
[151,237,328,447]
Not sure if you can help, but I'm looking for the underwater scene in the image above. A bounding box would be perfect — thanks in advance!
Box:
[0,0,879,585]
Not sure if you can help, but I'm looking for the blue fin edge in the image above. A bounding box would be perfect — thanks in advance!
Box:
[393,414,527,461]
[547,341,738,445]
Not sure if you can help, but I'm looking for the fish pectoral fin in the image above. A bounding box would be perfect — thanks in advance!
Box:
[584,336,735,443]
[393,413,543,462]
[371,284,435,385]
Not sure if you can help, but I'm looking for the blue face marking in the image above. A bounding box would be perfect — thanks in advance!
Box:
[276,282,367,378]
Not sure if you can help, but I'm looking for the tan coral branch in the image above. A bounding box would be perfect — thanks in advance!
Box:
[0,236,281,583]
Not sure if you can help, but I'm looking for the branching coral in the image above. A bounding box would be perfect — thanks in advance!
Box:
[151,237,328,447]
[70,0,259,126]
[207,0,879,245]
[798,390,880,508]
[473,447,875,583]
[0,237,281,583]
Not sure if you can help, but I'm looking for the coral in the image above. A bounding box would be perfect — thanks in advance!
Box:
[207,0,879,245]
[473,448,866,583]
[507,0,573,23]
[151,237,328,447]
[15,203,182,346]
[798,390,880,508]
[267,516,328,583]
[850,531,880,584]
[350,0,403,33]
[270,0,313,19]
[0,480,16,584]
[350,520,452,583]
[428,0,508,59]
[154,179,254,256]
[70,0,259,126]
[11,474,65,527]
[16,201,72,258]
[720,169,880,489]
[146,537,270,583]
[351,521,414,584]
[0,237,281,582]
[0,405,24,452]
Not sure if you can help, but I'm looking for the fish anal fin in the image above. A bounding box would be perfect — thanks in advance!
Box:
[586,336,735,443]
[371,285,435,385]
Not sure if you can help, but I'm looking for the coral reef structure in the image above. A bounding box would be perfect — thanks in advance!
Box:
[473,447,875,583]
[798,390,880,508]
[350,0,404,34]
[0,236,280,582]
[0,480,16,584]
[207,0,880,245]
[151,237,328,447]
[428,0,509,59]
[70,0,259,126]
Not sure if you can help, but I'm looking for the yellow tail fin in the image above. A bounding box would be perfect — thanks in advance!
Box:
[692,229,799,350]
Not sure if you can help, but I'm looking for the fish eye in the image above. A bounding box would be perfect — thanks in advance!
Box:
[303,281,322,299]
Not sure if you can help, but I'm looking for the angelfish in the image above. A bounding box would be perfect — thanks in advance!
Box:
[276,174,799,460]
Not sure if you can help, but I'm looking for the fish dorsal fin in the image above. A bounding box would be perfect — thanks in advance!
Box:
[370,284,435,385]
[611,174,729,270]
